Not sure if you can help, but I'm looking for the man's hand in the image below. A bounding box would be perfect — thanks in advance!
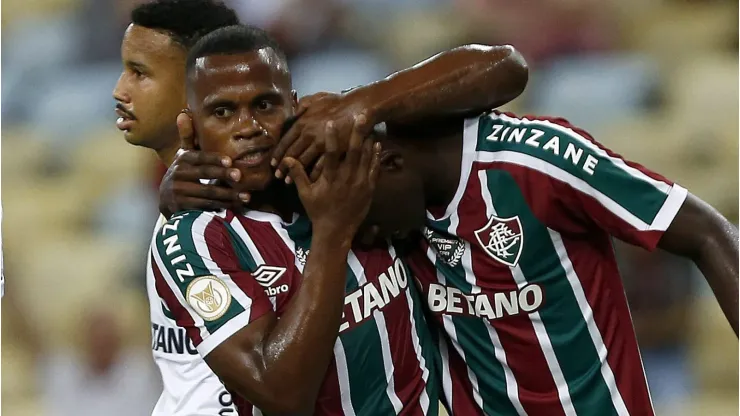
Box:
[283,114,381,245]
[158,112,250,218]
[272,92,376,183]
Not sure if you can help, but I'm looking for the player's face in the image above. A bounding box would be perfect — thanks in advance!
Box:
[112,24,187,149]
[187,50,298,192]
[364,139,427,239]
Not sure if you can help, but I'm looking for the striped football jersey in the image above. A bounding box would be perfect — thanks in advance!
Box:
[408,111,686,416]
[151,209,440,415]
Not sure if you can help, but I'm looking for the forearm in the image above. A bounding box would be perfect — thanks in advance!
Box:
[249,232,350,413]
[694,220,739,336]
[355,44,528,125]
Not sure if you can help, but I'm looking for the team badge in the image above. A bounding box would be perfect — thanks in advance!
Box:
[423,227,466,267]
[186,275,231,321]
[474,215,524,267]
[253,265,287,288]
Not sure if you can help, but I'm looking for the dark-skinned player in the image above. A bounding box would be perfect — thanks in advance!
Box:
[152,25,443,416]
[162,43,736,416]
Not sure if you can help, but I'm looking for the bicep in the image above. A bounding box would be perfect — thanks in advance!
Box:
[658,193,738,258]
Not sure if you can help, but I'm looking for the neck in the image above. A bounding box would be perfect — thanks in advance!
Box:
[417,136,462,209]
[246,180,302,222]
[156,144,180,168]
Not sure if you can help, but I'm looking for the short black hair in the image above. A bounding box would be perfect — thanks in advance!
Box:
[186,24,289,75]
[131,0,240,49]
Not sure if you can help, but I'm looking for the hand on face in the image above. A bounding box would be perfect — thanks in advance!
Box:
[157,112,251,218]
[271,91,376,183]
[282,114,382,243]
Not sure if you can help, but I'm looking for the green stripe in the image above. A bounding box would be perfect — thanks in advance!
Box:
[476,115,669,224]
[404,260,440,416]
[224,224,258,271]
[487,170,617,415]
[156,211,245,335]
[340,263,396,415]
[425,220,517,415]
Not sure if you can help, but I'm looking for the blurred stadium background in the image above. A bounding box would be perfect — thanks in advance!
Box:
[1,0,738,415]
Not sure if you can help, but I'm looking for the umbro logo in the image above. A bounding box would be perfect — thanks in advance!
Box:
[253,265,287,288]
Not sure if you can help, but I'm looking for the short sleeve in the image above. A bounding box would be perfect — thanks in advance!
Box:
[472,111,687,250]
[150,211,274,357]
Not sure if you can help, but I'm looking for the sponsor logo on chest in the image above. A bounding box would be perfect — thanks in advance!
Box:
[427,283,543,320]
[339,257,409,333]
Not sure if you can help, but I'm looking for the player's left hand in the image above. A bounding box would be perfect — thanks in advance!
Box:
[271,91,376,183]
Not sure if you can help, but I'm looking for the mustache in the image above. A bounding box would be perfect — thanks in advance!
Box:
[115,103,136,120]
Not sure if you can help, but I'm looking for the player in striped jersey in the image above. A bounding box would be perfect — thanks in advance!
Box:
[111,1,242,415]
[152,25,440,415]
[362,110,738,415]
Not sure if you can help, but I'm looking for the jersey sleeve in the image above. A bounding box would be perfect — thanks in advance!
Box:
[149,210,274,357]
[470,111,688,251]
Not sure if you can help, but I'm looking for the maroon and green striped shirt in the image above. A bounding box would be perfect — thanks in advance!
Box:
[408,111,687,416]
[151,209,440,415]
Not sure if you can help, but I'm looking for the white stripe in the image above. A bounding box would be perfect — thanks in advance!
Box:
[389,246,431,415]
[347,252,403,414]
[491,113,672,194]
[152,242,209,343]
[438,330,453,411]
[650,184,687,231]
[473,172,528,416]
[252,407,264,416]
[548,230,631,416]
[190,213,257,319]
[267,221,306,273]
[334,337,357,416]
[427,116,480,222]
[477,151,658,231]
[426,246,485,413]
[229,217,276,309]
[197,310,253,357]
[478,171,575,416]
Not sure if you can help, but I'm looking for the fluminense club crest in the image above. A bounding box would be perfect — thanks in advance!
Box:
[423,227,465,267]
[474,215,524,267]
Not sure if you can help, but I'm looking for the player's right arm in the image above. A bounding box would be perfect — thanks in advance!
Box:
[153,118,381,415]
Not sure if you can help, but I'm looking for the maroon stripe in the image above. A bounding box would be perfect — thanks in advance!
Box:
[151,254,203,345]
[314,356,344,415]
[357,247,428,415]
[205,217,275,324]
[234,216,301,313]
[456,167,564,415]
[444,337,485,416]
[477,160,665,251]
[561,237,654,415]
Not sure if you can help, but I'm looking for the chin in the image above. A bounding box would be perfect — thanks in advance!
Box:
[235,169,274,192]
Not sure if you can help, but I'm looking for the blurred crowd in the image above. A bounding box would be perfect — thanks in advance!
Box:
[2,0,738,415]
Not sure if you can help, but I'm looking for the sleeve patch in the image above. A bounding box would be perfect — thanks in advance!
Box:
[186,275,233,321]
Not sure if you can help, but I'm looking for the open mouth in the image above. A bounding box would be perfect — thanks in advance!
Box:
[234,146,272,168]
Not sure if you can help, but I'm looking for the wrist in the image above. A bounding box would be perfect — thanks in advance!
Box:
[343,81,390,126]
[312,226,354,251]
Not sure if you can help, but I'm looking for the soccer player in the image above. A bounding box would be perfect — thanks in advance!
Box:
[151,25,440,415]
[286,106,738,415]
[111,1,242,414]
[175,45,737,414]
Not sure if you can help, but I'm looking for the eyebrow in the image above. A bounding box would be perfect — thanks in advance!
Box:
[124,60,148,72]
